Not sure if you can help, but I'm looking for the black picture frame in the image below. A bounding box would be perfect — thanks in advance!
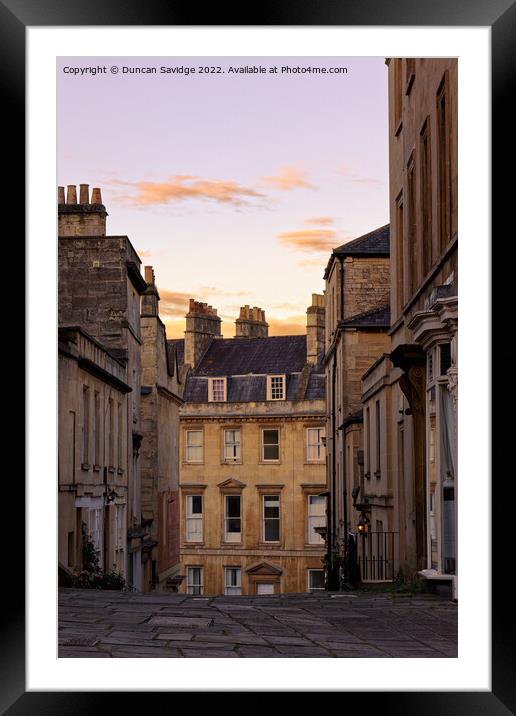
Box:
[7,0,507,711]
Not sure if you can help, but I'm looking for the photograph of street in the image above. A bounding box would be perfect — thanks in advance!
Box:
[57,56,458,658]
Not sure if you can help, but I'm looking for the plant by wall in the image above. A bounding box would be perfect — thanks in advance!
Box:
[71,522,126,591]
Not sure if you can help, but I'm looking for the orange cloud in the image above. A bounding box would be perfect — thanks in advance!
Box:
[304,216,334,226]
[267,315,307,336]
[277,229,337,253]
[262,166,316,191]
[158,289,192,318]
[108,176,264,206]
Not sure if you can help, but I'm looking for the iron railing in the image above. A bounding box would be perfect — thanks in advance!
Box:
[355,531,397,582]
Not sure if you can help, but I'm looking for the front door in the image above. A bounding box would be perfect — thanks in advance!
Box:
[256,583,275,595]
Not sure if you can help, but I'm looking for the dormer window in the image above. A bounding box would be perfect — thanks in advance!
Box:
[267,375,286,401]
[208,377,227,402]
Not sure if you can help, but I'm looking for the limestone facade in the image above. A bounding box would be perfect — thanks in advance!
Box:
[175,298,327,595]
[382,58,458,595]
[58,185,182,592]
[323,225,391,588]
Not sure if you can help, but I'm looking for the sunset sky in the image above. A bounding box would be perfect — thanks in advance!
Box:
[57,56,389,338]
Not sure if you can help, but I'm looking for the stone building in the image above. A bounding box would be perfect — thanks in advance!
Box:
[380,58,458,596]
[139,266,184,591]
[171,297,327,595]
[322,225,391,588]
[58,185,183,592]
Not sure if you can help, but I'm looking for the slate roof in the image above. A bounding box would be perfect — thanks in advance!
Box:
[172,335,325,404]
[334,224,390,256]
[324,224,390,278]
[339,304,391,328]
[193,335,308,377]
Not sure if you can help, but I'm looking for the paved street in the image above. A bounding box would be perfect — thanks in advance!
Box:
[59,588,457,658]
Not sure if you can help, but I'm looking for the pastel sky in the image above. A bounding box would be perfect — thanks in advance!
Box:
[57,57,389,338]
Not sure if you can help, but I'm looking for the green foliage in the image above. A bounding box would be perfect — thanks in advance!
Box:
[71,523,126,591]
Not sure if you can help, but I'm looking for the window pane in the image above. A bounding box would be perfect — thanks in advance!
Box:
[191,495,202,514]
[227,518,241,533]
[309,495,325,515]
[226,495,240,518]
[309,570,325,590]
[264,520,280,541]
[264,496,279,518]
[264,445,279,460]
[263,430,279,445]
[187,431,202,446]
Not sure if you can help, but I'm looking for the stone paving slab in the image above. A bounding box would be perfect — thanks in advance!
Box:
[58,588,457,659]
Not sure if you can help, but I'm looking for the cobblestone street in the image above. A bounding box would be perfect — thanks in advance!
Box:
[59,588,457,658]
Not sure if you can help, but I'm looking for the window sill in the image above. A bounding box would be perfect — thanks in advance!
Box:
[222,460,242,466]
[258,541,281,548]
[259,460,281,465]
[305,543,326,549]
[93,464,101,472]
[81,463,90,471]
[183,541,205,547]
[183,461,204,467]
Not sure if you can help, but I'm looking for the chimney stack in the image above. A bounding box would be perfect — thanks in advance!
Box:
[235,305,269,339]
[184,299,222,367]
[306,293,325,365]
[141,265,160,317]
[58,183,108,237]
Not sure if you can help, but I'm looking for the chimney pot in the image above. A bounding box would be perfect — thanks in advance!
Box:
[91,187,102,204]
[57,186,65,204]
[79,184,89,204]
[66,185,77,204]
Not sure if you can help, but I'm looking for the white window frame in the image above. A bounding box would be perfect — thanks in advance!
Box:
[208,376,227,402]
[224,494,242,543]
[307,494,326,544]
[306,427,326,462]
[185,495,203,542]
[267,374,286,401]
[261,427,280,462]
[185,429,203,463]
[307,569,325,592]
[262,495,281,543]
[224,567,242,596]
[223,428,241,463]
[186,566,204,595]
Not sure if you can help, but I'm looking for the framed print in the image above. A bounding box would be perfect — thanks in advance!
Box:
[5,0,509,710]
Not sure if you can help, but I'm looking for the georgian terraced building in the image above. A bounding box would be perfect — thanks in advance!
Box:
[171,297,328,596]
[58,185,183,592]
